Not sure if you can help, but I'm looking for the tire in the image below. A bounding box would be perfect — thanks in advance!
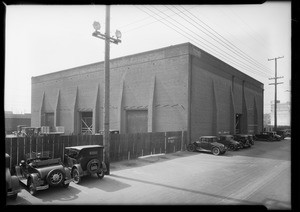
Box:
[187,144,196,152]
[97,169,105,179]
[72,168,81,184]
[87,159,101,174]
[28,178,37,196]
[212,147,220,156]
[46,169,65,187]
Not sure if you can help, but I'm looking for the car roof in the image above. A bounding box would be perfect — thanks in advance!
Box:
[200,136,217,138]
[65,145,104,150]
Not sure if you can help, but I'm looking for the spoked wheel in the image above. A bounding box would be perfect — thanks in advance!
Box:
[97,169,105,179]
[187,144,196,152]
[28,178,37,196]
[212,147,220,156]
[47,169,65,187]
[72,168,81,184]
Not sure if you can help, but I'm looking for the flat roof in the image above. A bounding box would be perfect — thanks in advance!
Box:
[65,145,104,150]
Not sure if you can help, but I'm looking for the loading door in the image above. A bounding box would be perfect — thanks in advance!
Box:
[126,110,148,134]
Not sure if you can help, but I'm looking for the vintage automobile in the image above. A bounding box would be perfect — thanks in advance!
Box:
[187,136,227,155]
[247,134,255,145]
[276,130,287,140]
[255,131,281,141]
[218,135,241,151]
[64,145,107,184]
[6,153,21,200]
[233,134,251,148]
[15,151,72,196]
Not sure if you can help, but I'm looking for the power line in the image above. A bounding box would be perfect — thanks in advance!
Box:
[141,5,270,78]
[175,5,273,76]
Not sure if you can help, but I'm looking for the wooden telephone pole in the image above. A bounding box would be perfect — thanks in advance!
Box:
[268,56,284,131]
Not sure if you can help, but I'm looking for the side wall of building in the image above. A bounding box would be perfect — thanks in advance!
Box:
[31,44,189,134]
[189,45,263,141]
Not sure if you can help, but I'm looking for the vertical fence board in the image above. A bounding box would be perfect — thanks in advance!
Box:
[5,131,187,168]
[17,137,25,164]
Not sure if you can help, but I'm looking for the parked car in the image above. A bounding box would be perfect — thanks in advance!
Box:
[64,145,107,184]
[247,134,255,145]
[187,136,227,155]
[233,134,251,148]
[255,131,281,141]
[218,135,241,150]
[6,153,21,200]
[15,151,72,196]
[276,130,287,140]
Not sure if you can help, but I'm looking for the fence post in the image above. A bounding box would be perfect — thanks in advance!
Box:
[164,132,167,154]
[181,130,184,151]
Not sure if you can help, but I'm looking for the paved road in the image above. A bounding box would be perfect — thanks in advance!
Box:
[6,138,291,209]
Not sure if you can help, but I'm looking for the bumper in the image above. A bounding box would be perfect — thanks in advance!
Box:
[64,178,73,184]
[36,184,49,191]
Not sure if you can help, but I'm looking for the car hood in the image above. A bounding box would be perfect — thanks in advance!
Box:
[32,164,65,179]
[211,142,225,148]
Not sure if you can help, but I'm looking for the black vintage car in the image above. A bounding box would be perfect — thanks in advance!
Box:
[187,136,227,155]
[218,135,241,151]
[15,151,72,196]
[64,145,107,184]
[6,154,21,200]
[255,131,281,141]
[233,134,251,148]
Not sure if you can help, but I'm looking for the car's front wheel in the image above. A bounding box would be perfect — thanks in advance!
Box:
[47,169,65,186]
[212,147,220,155]
[187,144,195,152]
[72,168,81,184]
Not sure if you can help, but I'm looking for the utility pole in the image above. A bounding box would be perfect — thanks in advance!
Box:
[268,56,284,132]
[92,5,122,175]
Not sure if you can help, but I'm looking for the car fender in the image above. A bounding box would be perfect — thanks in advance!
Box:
[10,175,20,191]
[72,164,84,176]
[64,167,72,179]
[6,168,12,188]
[101,161,107,172]
[29,173,40,187]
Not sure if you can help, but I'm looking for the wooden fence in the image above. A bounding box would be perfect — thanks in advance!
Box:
[5,131,187,174]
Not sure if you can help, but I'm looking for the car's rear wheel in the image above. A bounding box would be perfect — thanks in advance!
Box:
[47,169,65,186]
[187,144,195,152]
[212,147,220,155]
[28,178,37,196]
[72,168,81,184]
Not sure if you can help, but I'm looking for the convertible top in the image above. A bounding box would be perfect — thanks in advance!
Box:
[65,145,104,151]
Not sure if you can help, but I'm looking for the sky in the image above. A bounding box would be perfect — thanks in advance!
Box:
[5,2,291,115]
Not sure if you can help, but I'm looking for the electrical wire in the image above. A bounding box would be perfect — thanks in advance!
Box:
[175,5,273,76]
[140,5,271,78]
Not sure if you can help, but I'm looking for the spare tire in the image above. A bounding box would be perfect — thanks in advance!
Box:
[46,169,65,186]
[87,159,100,174]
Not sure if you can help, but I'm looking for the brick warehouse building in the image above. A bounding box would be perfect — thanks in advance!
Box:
[31,43,264,141]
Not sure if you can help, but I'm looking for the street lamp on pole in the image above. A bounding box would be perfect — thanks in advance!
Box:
[92,5,121,175]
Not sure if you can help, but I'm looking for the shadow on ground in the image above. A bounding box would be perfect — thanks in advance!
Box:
[110,151,199,172]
